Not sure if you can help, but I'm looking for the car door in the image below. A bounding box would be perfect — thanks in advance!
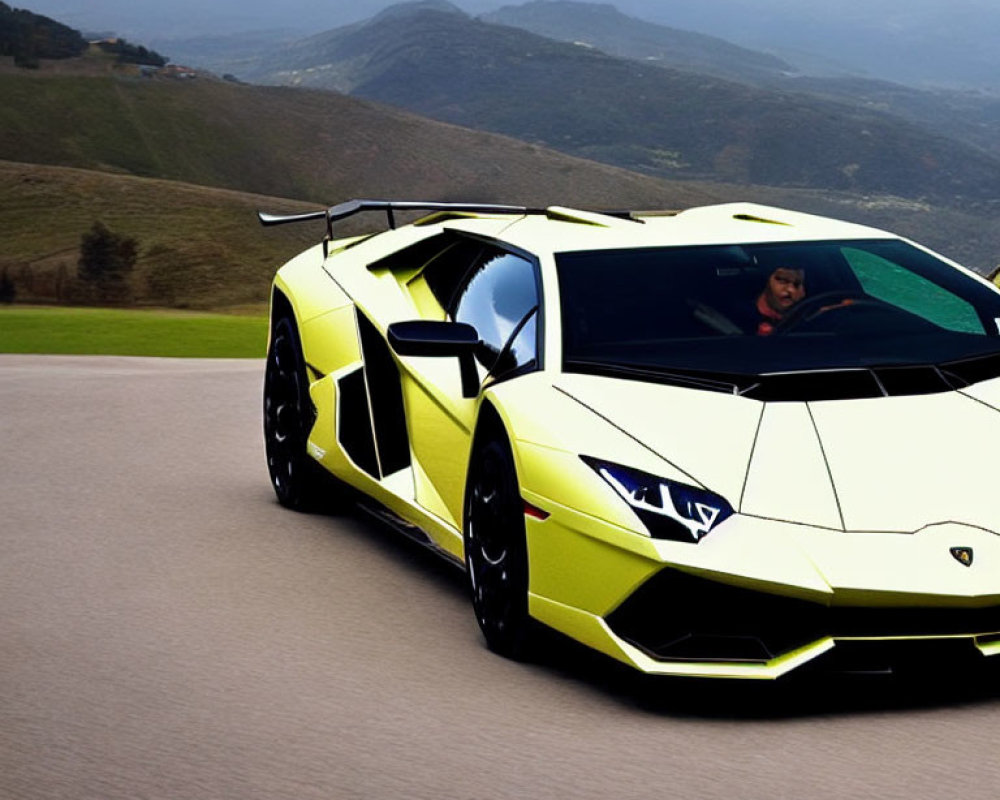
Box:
[399,239,542,530]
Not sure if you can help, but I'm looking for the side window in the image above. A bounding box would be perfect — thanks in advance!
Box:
[843,247,985,334]
[452,248,539,374]
[421,239,486,312]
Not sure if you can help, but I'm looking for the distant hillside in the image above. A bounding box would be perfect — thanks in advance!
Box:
[237,5,1000,204]
[145,29,301,78]
[159,2,1000,184]
[763,73,1000,163]
[481,1,793,82]
[0,1,86,65]
[0,65,728,307]
[480,2,1000,171]
[0,69,723,209]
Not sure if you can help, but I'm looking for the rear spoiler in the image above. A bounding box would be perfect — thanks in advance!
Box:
[257,198,640,255]
[258,199,546,230]
[259,200,550,257]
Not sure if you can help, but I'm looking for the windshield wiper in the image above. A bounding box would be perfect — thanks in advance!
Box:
[940,351,1000,388]
[566,348,1000,401]
[485,305,539,384]
[563,359,753,395]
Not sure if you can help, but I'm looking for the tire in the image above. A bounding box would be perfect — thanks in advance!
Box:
[464,433,532,658]
[263,315,334,511]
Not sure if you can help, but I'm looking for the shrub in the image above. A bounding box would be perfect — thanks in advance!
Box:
[77,221,138,304]
[0,268,15,303]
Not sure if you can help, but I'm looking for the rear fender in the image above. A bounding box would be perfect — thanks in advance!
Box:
[271,246,357,378]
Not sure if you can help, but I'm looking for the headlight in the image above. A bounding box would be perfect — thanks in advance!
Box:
[582,457,733,543]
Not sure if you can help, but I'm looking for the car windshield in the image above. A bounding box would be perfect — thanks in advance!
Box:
[557,239,1000,398]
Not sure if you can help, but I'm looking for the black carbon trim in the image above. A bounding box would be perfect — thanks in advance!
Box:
[563,355,1000,402]
[607,568,1000,664]
[337,367,379,478]
[366,232,457,275]
[607,569,824,662]
[356,311,411,476]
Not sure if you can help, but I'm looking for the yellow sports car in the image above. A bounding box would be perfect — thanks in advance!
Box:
[260,199,1000,679]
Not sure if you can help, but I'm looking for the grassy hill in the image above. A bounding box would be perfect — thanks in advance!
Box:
[0,151,720,309]
[0,69,719,207]
[0,67,723,308]
[0,160,322,308]
[236,5,1000,204]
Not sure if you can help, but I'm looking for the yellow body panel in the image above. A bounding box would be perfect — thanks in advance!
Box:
[398,369,476,529]
[524,512,658,617]
[272,244,350,323]
[301,306,361,377]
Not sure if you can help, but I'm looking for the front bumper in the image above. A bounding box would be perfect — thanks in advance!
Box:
[607,567,1000,665]
[523,500,1000,679]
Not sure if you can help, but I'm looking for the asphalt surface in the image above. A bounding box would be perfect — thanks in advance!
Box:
[4,354,1000,800]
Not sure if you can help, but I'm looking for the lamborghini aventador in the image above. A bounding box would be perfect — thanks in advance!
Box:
[259,199,1000,679]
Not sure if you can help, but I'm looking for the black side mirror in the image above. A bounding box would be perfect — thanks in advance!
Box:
[387,320,481,398]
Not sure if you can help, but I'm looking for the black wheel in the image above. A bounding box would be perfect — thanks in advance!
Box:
[464,433,532,658]
[263,315,332,511]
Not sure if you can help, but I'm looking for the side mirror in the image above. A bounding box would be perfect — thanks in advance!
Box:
[387,320,481,398]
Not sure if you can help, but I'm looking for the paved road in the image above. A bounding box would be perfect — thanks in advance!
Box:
[3,355,1000,800]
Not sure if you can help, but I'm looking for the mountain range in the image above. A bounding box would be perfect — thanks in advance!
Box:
[482,1,794,83]
[215,2,1000,204]
[480,2,1000,162]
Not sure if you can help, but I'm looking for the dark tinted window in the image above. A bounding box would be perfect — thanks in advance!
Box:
[557,239,1000,378]
[421,239,486,311]
[453,248,539,373]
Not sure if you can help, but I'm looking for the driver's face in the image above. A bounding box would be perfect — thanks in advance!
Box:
[763,268,805,313]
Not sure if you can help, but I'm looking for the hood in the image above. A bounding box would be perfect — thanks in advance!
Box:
[806,389,1000,532]
[556,373,1000,534]
[554,374,762,507]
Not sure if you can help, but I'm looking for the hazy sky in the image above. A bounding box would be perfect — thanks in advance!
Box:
[24,0,997,33]
[20,0,1000,88]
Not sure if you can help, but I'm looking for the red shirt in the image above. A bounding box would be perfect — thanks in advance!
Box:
[755,294,783,336]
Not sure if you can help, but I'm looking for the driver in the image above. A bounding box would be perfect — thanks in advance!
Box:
[755,267,805,336]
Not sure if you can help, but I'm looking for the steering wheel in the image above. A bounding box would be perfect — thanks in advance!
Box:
[773,290,882,334]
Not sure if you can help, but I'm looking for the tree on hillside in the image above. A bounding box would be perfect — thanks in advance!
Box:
[0,2,87,65]
[97,38,167,67]
[78,221,137,304]
[0,267,15,304]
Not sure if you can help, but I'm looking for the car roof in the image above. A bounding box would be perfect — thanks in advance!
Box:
[440,202,898,255]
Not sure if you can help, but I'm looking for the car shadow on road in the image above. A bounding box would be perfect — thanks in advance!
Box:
[311,497,470,599]
[523,626,1000,719]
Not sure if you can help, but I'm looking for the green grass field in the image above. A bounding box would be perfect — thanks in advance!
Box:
[0,306,268,358]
